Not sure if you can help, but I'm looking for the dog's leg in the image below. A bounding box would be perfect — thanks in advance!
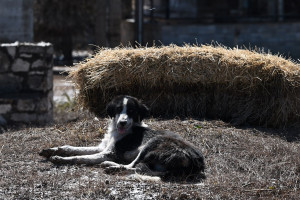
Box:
[49,139,116,165]
[49,151,113,165]
[101,156,163,182]
[101,146,145,172]
[39,145,102,158]
[40,135,112,158]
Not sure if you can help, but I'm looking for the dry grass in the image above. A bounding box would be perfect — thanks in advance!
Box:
[69,45,300,127]
[0,115,299,199]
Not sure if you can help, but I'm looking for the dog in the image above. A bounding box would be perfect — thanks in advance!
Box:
[40,95,205,181]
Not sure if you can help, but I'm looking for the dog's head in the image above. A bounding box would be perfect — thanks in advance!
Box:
[106,95,149,134]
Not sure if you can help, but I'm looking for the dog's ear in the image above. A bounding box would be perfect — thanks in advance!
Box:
[139,103,150,121]
[106,101,115,118]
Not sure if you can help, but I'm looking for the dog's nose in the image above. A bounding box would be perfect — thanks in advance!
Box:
[119,121,127,127]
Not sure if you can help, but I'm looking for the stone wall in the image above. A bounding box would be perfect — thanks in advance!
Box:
[0,42,53,124]
[121,21,300,59]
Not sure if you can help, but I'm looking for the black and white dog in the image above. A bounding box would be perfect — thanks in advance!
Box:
[40,95,205,180]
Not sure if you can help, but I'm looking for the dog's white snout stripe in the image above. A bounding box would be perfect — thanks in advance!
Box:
[117,97,129,124]
[123,97,128,106]
[119,114,128,122]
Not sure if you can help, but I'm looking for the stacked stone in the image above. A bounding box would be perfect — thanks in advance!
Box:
[0,42,53,124]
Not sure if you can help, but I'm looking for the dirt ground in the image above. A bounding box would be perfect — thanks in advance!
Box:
[0,75,299,199]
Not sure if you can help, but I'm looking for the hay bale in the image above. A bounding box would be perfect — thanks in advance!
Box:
[69,45,300,127]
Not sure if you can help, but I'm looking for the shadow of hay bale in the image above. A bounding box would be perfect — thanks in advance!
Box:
[69,45,300,128]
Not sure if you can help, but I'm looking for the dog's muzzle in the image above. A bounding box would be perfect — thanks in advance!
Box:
[119,120,127,127]
[117,119,128,134]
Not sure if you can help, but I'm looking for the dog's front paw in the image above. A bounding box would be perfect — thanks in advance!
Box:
[39,147,59,158]
[100,161,126,174]
[100,161,119,168]
[49,155,65,164]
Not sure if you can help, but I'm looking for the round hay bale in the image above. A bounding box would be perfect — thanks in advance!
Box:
[69,45,300,127]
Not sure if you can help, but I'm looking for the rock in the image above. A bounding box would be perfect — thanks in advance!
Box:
[32,59,45,69]
[0,50,10,72]
[17,99,35,111]
[29,71,45,75]
[11,113,37,122]
[27,75,45,91]
[12,58,30,72]
[0,104,12,114]
[46,70,53,90]
[20,53,32,58]
[19,45,45,54]
[36,97,51,112]
[0,74,23,94]
[46,46,54,55]
[6,46,16,58]
[36,112,53,123]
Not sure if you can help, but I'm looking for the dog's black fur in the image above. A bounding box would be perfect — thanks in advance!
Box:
[40,95,205,181]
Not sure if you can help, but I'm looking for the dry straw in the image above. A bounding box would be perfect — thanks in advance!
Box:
[69,44,300,127]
